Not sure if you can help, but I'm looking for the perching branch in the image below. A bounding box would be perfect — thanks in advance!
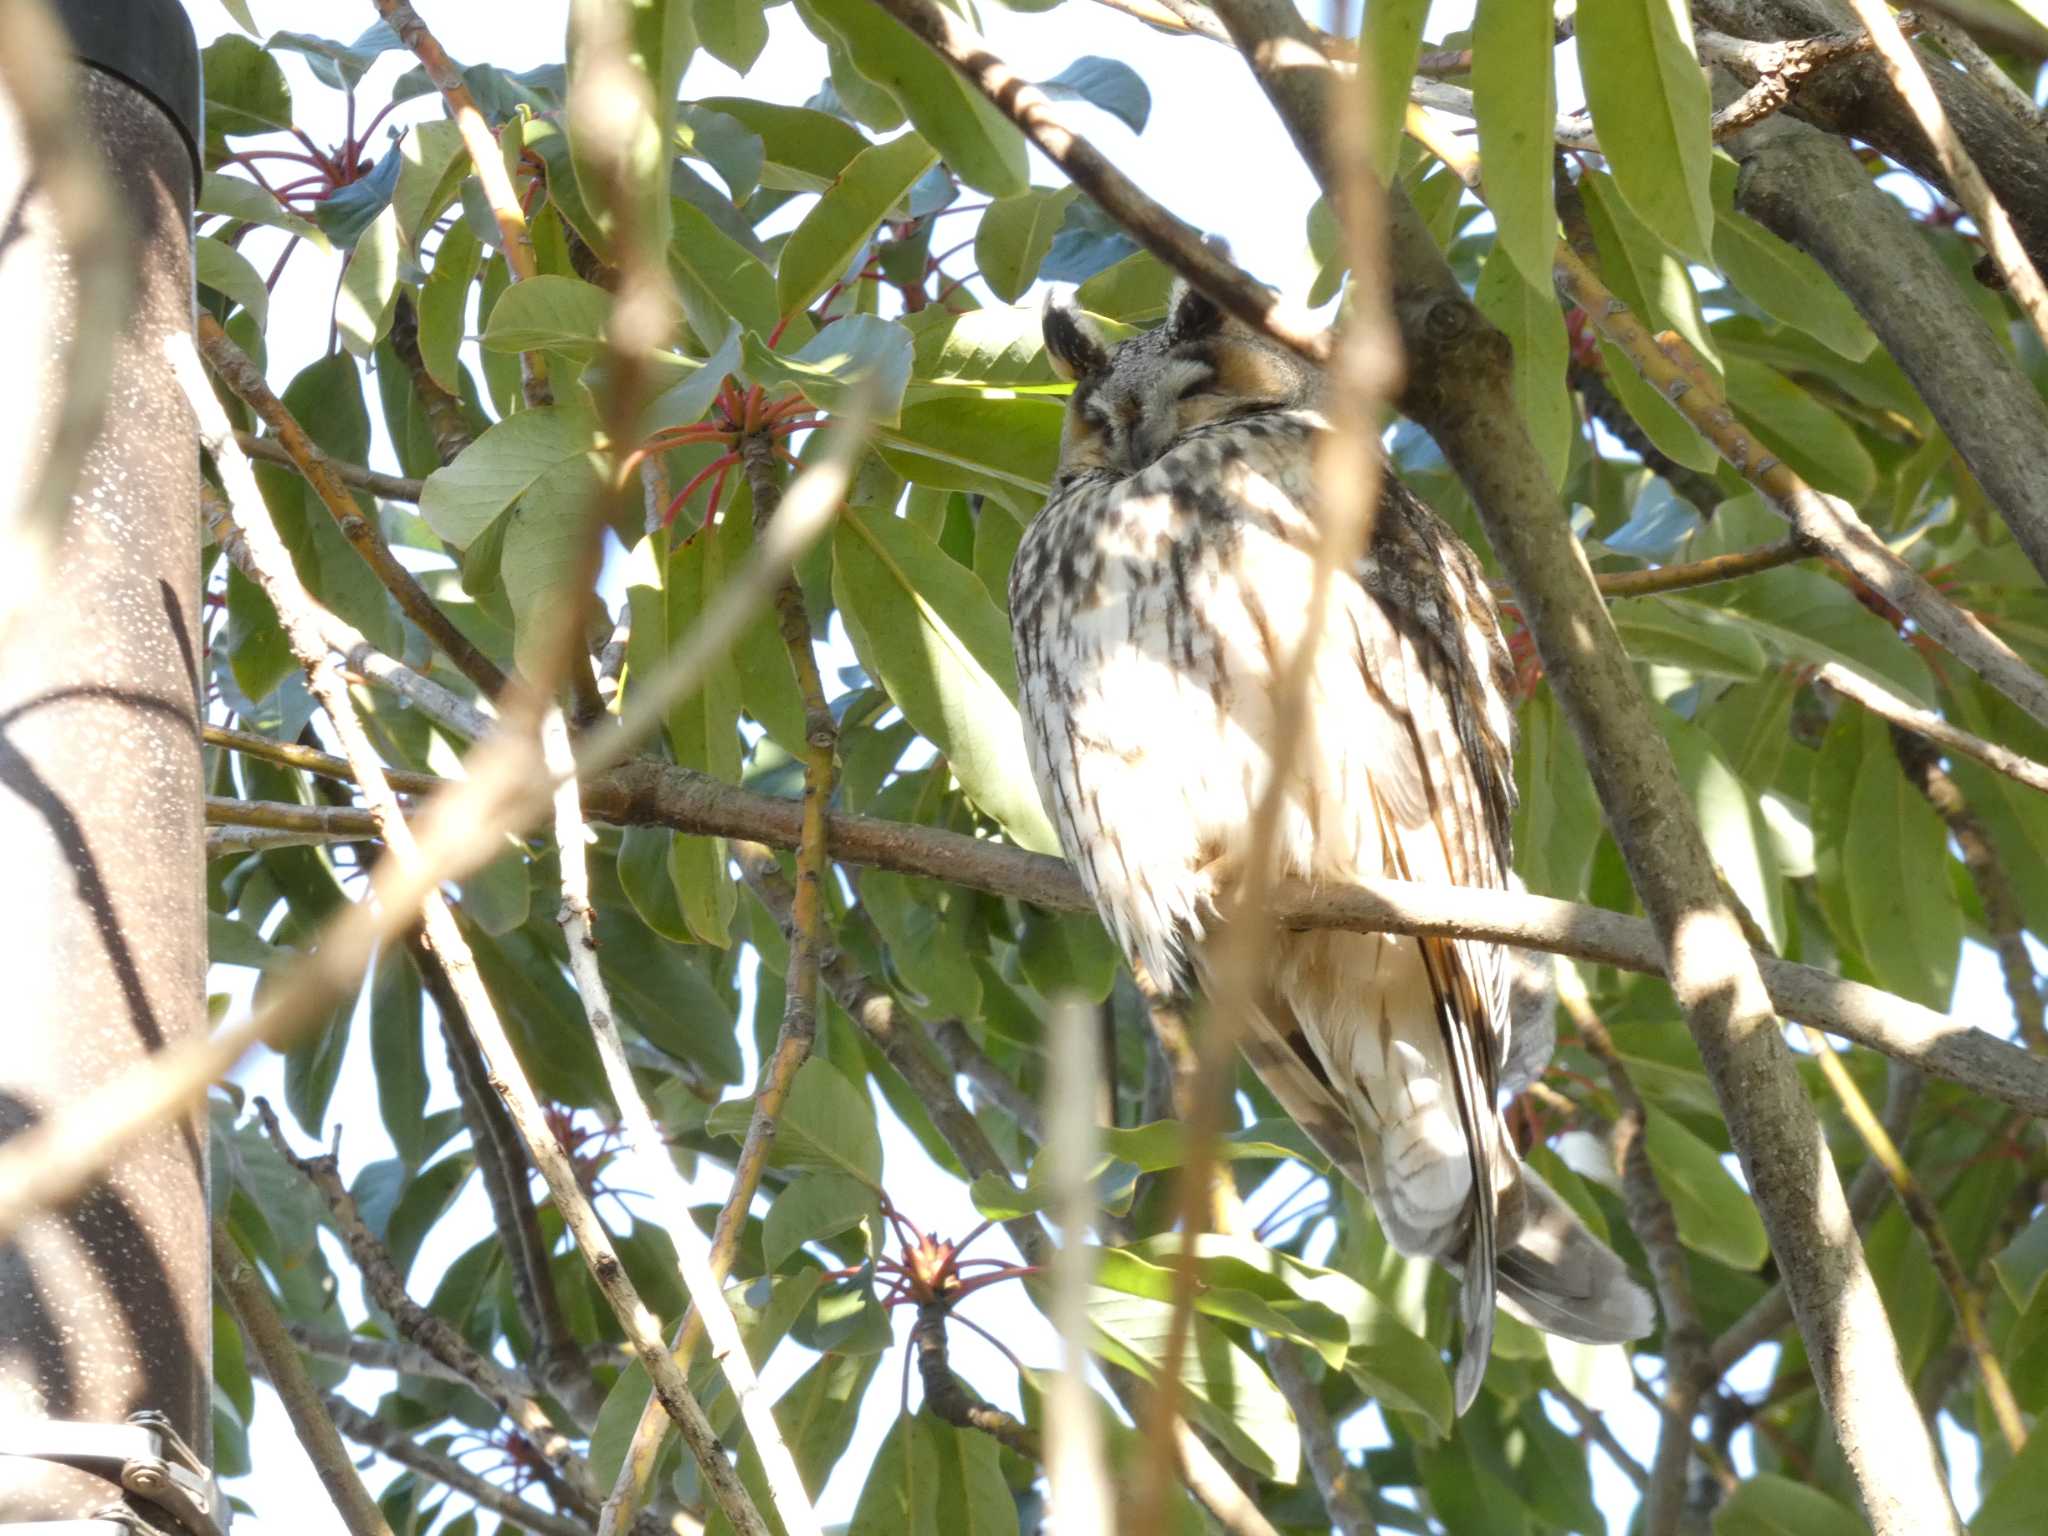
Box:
[911,1300,1044,1460]
[1594,539,1811,599]
[1698,23,1892,140]
[1267,1341,1377,1536]
[1209,3,1959,1527]
[282,1323,543,1400]
[213,1222,398,1536]
[197,312,507,697]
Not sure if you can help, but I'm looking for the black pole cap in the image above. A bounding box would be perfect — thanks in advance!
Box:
[53,0,204,188]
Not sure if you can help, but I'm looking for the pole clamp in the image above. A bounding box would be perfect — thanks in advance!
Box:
[0,1411,227,1536]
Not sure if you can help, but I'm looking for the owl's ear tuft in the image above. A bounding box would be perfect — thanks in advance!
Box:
[1165,279,1224,344]
[1043,292,1110,381]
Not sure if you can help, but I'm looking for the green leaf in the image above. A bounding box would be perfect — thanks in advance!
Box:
[392,120,469,247]
[1075,250,1174,322]
[764,1171,880,1271]
[908,306,1061,388]
[268,24,405,91]
[1973,1399,2048,1534]
[197,236,270,331]
[699,97,871,195]
[1712,1473,1866,1536]
[1093,1246,1350,1367]
[1581,170,1719,377]
[480,274,614,360]
[1577,0,1715,263]
[707,1057,883,1188]
[675,104,764,205]
[669,196,779,340]
[199,173,327,247]
[420,403,604,548]
[1595,338,1720,472]
[1359,0,1430,180]
[1643,1106,1769,1270]
[860,870,984,1019]
[1708,157,1875,361]
[1815,705,1962,1010]
[1723,356,1878,503]
[1473,0,1560,291]
[1613,596,1769,683]
[202,36,292,137]
[831,507,1062,851]
[797,0,1028,197]
[1038,56,1151,134]
[419,220,482,397]
[207,912,283,969]
[976,186,1078,303]
[741,314,915,426]
[877,395,1064,513]
[1016,907,1119,1001]
[694,0,768,72]
[461,845,531,936]
[336,205,401,357]
[313,146,402,250]
[776,131,939,317]
[1088,1290,1300,1481]
[1474,245,1570,489]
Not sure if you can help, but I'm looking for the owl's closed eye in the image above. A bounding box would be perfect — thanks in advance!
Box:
[1043,280,1320,477]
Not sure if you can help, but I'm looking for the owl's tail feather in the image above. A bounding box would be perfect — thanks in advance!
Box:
[1493,1161,1656,1345]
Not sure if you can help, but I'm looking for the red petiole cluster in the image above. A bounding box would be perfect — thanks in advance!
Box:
[220,89,401,289]
[625,356,823,532]
[823,1195,1039,1371]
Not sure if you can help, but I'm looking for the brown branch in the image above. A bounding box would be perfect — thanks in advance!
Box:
[207,796,382,837]
[1550,1380,1649,1490]
[282,1323,541,1398]
[252,1098,598,1508]
[932,1019,1045,1143]
[199,312,507,697]
[597,438,842,1536]
[319,1393,591,1536]
[1698,23,1891,139]
[233,431,425,504]
[1569,362,1729,516]
[205,725,442,795]
[420,936,599,1424]
[862,0,1329,364]
[912,1300,1044,1460]
[1559,971,1706,1536]
[1217,4,1961,1527]
[1266,1341,1377,1536]
[1595,540,1811,599]
[214,1222,397,1536]
[1817,663,2048,799]
[1890,732,2048,1053]
[388,292,475,466]
[373,0,551,406]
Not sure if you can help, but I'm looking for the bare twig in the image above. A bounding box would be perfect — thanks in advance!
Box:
[1594,539,1811,598]
[207,797,381,837]
[1816,663,2048,799]
[388,292,475,466]
[911,1301,1044,1460]
[205,725,442,795]
[1550,1380,1649,1490]
[1841,0,2048,352]
[214,1223,397,1536]
[933,1019,1045,1143]
[282,1323,541,1399]
[198,312,506,696]
[863,0,1329,364]
[233,430,425,504]
[1698,24,1891,140]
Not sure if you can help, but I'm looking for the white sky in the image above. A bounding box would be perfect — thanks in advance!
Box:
[184,0,2008,1531]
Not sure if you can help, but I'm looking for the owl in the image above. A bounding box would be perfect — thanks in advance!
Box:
[1010,281,1653,1412]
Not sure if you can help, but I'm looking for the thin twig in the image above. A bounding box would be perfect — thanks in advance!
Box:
[1268,1341,1377,1536]
[1549,1379,1649,1490]
[933,1019,1045,1143]
[1816,663,2048,799]
[207,797,382,837]
[214,1222,397,1536]
[319,1392,596,1536]
[234,430,425,503]
[1594,539,1811,598]
[1698,24,1891,140]
[911,1300,1044,1459]
[373,0,551,406]
[1841,0,2048,353]
[282,1323,542,1399]
[198,312,507,696]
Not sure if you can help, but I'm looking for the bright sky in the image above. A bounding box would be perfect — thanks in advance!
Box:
[184,0,2010,1530]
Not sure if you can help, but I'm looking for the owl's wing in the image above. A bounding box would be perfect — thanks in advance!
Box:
[1355,483,1520,1412]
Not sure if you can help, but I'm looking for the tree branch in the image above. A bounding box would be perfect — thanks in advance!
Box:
[911,1300,1044,1460]
[1721,81,2048,588]
[214,1222,397,1536]
[233,430,425,503]
[1266,1341,1377,1536]
[1816,662,2048,799]
[198,312,507,696]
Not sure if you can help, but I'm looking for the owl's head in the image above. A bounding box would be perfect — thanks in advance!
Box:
[1043,276,1322,476]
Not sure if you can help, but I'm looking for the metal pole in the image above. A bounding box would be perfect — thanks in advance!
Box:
[0,0,207,1519]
